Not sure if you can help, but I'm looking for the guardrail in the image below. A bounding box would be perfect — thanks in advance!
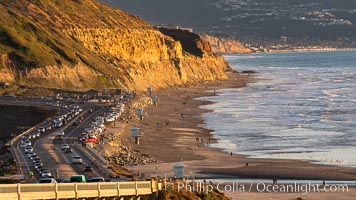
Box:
[9,122,44,176]
[0,180,159,200]
[8,114,60,181]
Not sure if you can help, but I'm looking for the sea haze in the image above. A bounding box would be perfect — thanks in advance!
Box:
[197,51,356,167]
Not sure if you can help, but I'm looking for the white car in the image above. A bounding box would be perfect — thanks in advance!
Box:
[31,132,40,138]
[41,170,52,177]
[61,144,70,150]
[24,146,33,153]
[20,140,31,147]
[27,152,36,159]
[34,162,43,169]
[54,122,63,127]
[38,127,46,133]
[22,135,30,140]
[71,156,83,164]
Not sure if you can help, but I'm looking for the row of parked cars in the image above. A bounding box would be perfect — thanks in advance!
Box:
[77,104,124,143]
[78,117,106,143]
[105,104,124,122]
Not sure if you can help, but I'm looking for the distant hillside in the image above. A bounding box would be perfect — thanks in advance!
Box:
[99,0,356,48]
[0,0,229,94]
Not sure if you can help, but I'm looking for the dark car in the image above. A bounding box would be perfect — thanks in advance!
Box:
[57,135,64,140]
[83,165,92,172]
[90,177,105,182]
[73,120,81,126]
[65,147,73,153]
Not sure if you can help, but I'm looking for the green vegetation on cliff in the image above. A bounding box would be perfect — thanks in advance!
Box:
[0,0,229,93]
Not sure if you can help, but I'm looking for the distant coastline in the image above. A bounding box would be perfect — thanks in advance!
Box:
[267,47,356,53]
[220,47,356,55]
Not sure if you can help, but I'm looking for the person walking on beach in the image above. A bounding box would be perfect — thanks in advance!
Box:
[230,152,233,156]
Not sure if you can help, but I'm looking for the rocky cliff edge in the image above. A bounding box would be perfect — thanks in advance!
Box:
[0,0,230,94]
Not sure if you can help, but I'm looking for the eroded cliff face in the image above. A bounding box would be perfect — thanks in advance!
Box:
[0,0,229,93]
[201,34,252,54]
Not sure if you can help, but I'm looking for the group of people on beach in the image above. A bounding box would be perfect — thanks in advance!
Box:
[195,137,211,148]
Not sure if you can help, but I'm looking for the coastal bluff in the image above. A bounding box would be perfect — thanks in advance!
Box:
[0,0,229,93]
[200,34,252,54]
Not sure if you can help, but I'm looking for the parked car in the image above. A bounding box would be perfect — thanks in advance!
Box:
[85,136,99,143]
[71,156,83,164]
[78,135,86,142]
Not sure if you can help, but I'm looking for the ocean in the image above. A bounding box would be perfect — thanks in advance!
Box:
[198,51,356,167]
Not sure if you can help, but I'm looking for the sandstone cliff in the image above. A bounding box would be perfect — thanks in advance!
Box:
[200,34,252,54]
[0,0,230,94]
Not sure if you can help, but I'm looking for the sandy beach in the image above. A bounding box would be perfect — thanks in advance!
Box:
[102,72,356,199]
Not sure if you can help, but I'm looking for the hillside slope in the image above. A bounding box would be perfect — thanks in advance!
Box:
[100,0,356,48]
[0,0,229,93]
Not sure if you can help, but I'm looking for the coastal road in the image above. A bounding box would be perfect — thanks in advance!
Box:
[5,97,56,182]
[31,105,109,181]
[2,96,112,182]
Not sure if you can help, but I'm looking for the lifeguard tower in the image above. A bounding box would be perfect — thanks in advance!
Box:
[173,163,186,179]
[130,127,142,144]
[136,107,144,120]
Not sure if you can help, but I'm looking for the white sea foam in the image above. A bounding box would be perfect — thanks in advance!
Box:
[200,51,356,167]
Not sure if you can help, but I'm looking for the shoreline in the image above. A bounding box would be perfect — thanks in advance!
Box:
[222,48,356,55]
[109,72,356,181]
[267,48,356,53]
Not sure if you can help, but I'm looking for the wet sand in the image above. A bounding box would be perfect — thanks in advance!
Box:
[104,72,356,199]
